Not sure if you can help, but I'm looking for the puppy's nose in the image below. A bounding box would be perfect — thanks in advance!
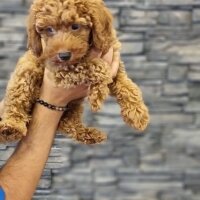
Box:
[58,52,71,61]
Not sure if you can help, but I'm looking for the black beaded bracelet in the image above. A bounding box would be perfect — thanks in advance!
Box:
[36,99,68,112]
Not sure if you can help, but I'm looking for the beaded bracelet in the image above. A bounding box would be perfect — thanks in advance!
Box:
[36,99,68,112]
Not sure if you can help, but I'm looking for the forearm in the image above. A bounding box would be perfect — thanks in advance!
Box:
[0,104,62,200]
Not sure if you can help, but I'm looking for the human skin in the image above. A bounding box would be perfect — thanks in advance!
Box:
[0,47,119,200]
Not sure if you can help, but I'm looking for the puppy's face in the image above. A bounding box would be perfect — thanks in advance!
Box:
[27,0,113,70]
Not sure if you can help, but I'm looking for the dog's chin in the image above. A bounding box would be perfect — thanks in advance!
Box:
[45,59,81,72]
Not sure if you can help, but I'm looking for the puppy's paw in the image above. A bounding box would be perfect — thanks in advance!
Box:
[89,85,109,112]
[90,101,102,112]
[78,128,107,145]
[122,103,150,131]
[0,120,27,143]
[88,94,102,112]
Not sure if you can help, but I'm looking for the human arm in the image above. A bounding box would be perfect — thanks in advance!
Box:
[0,47,119,200]
[0,82,88,200]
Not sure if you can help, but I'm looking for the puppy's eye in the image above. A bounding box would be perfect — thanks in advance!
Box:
[71,24,81,31]
[46,27,56,35]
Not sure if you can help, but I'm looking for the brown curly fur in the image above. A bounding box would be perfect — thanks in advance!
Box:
[0,0,149,144]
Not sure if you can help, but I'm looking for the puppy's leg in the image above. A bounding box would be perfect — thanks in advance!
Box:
[87,58,113,112]
[89,83,110,112]
[109,62,149,131]
[58,101,107,144]
[0,52,42,143]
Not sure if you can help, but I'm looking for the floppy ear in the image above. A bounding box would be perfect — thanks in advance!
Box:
[90,1,114,54]
[27,7,42,57]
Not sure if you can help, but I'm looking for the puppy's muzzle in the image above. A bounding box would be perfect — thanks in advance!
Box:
[58,52,71,61]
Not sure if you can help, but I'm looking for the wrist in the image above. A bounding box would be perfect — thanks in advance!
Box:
[36,99,69,112]
[39,80,71,107]
[33,103,63,125]
[39,93,70,107]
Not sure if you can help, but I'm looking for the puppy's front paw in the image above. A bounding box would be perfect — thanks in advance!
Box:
[0,120,27,143]
[78,128,107,144]
[89,99,102,112]
[122,103,149,131]
[88,85,109,112]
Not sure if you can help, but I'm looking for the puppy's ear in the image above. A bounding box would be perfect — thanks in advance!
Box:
[90,1,114,54]
[27,7,42,57]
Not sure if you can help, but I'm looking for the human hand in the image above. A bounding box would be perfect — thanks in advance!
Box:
[89,47,120,78]
[39,70,89,107]
[0,48,120,114]
[40,47,120,107]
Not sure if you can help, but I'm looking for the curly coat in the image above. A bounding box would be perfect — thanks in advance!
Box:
[0,0,149,144]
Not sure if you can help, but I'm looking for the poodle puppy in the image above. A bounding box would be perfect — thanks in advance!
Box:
[0,0,149,144]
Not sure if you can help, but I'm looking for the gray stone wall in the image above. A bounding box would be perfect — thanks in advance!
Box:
[1,0,200,199]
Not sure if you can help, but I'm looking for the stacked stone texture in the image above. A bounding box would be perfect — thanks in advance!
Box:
[1,0,200,199]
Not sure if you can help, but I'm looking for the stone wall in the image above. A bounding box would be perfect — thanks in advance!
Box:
[1,0,200,199]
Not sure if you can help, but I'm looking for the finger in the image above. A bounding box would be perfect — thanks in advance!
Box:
[102,47,113,65]
[111,51,120,78]
[44,68,53,79]
[43,68,58,88]
[89,48,102,58]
